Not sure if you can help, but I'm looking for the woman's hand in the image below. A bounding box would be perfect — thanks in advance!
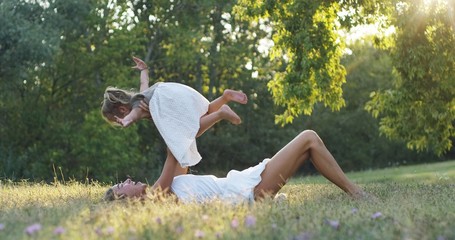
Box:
[132,56,148,71]
[139,100,150,113]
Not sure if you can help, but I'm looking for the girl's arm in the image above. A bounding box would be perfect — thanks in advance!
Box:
[139,69,149,92]
[132,56,149,92]
[115,108,141,127]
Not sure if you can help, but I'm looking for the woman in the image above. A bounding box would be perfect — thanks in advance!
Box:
[104,130,368,203]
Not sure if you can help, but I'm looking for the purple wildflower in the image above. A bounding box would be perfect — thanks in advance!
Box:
[175,225,184,234]
[25,223,42,235]
[0,224,4,231]
[53,226,66,235]
[95,227,103,236]
[244,215,257,228]
[351,208,358,214]
[194,229,205,238]
[371,212,382,219]
[105,226,115,235]
[231,218,239,229]
[155,217,162,224]
[293,232,312,240]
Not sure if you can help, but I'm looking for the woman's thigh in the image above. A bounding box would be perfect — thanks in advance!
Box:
[253,131,315,198]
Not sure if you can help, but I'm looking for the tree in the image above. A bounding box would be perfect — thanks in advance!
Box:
[236,0,454,155]
[0,0,151,181]
[366,0,455,155]
[234,0,347,125]
[305,40,440,171]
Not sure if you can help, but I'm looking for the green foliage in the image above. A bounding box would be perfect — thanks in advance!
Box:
[0,0,59,78]
[237,0,454,155]
[0,0,146,181]
[302,40,440,171]
[68,110,159,182]
[366,0,455,155]
[236,1,347,125]
[0,0,452,182]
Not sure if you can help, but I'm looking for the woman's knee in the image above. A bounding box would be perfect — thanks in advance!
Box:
[299,130,323,147]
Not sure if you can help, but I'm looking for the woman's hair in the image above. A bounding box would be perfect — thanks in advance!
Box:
[103,188,116,201]
[103,187,126,201]
[100,87,135,126]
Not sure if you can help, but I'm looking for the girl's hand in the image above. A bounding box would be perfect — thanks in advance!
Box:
[132,56,148,71]
[115,116,133,127]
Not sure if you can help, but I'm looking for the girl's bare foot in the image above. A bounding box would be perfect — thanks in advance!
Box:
[223,89,248,104]
[219,105,242,125]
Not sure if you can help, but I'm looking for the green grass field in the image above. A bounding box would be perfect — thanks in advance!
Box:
[1,161,454,240]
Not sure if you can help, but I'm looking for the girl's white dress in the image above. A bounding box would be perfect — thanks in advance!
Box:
[171,159,271,204]
[137,82,209,167]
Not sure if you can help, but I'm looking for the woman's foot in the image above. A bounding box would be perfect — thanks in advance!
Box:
[223,89,248,104]
[219,105,242,125]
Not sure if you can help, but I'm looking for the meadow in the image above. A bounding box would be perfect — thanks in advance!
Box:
[1,161,454,240]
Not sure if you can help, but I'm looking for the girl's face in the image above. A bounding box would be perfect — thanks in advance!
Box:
[106,105,131,125]
[112,179,147,198]
[117,105,131,117]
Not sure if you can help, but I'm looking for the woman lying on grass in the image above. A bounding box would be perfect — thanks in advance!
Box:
[104,130,370,203]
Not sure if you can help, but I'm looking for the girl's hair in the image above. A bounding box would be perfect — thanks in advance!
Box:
[101,87,135,126]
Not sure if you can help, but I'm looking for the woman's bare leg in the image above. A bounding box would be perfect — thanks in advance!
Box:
[254,130,363,199]
[207,89,248,114]
[196,105,241,137]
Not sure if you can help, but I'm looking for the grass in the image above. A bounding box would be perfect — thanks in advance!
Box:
[1,161,454,240]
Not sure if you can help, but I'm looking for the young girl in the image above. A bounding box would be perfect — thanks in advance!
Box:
[101,57,248,168]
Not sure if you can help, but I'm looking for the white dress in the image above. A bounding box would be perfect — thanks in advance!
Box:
[136,82,210,167]
[171,159,271,204]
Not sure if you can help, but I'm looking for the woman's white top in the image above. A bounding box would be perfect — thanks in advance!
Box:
[145,82,209,167]
[171,159,270,204]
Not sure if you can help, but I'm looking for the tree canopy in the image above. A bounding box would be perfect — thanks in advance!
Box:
[0,0,451,182]
[236,0,455,155]
[366,0,455,155]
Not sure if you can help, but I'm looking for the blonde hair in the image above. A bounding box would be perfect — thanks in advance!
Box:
[101,87,136,126]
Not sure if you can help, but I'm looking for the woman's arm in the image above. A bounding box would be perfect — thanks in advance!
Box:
[132,56,149,92]
[151,149,188,193]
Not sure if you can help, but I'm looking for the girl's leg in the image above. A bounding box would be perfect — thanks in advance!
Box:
[207,89,247,114]
[254,130,363,199]
[195,89,247,137]
[196,105,241,137]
